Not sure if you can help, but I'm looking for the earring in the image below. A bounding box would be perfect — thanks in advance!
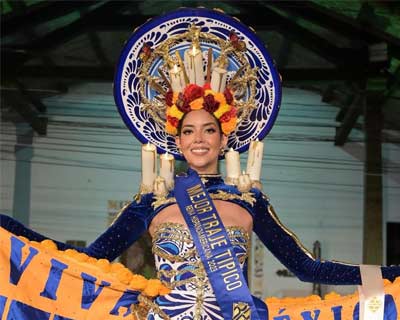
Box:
[220,147,225,156]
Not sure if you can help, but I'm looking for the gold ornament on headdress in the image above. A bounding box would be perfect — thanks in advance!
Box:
[138,24,258,135]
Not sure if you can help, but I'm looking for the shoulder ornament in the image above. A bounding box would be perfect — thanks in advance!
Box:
[210,190,256,207]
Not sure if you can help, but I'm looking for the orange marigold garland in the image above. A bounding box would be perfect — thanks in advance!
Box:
[23,236,171,299]
[165,83,237,135]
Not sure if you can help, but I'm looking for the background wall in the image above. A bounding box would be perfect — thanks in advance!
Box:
[1,85,399,297]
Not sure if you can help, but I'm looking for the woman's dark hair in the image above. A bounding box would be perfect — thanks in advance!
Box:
[176,112,223,136]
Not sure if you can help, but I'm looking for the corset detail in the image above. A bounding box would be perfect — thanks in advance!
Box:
[152,222,250,293]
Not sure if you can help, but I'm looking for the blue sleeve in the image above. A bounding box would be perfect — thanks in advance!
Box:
[0,193,155,261]
[252,191,400,284]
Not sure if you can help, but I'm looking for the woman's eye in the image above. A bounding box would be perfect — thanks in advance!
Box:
[205,128,216,133]
[182,130,192,135]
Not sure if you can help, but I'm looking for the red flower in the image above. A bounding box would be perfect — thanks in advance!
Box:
[203,94,220,113]
[176,93,191,112]
[224,88,234,105]
[203,83,211,90]
[165,90,173,106]
[167,115,179,127]
[140,43,153,61]
[220,107,237,123]
[184,84,204,102]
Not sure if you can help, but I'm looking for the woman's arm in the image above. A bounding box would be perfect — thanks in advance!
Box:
[0,193,155,261]
[252,191,400,284]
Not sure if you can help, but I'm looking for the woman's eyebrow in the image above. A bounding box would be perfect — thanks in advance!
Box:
[182,122,216,128]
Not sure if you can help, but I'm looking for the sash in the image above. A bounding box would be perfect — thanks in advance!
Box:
[174,170,261,320]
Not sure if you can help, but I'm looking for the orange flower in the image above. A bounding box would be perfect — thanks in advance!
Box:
[172,92,179,104]
[74,252,89,263]
[116,267,133,285]
[143,279,162,297]
[129,274,148,290]
[30,241,40,247]
[221,117,237,135]
[19,236,29,243]
[189,97,204,110]
[166,121,177,135]
[110,262,125,273]
[64,249,79,258]
[96,259,111,273]
[158,285,171,296]
[40,239,58,251]
[86,256,98,265]
[324,292,341,300]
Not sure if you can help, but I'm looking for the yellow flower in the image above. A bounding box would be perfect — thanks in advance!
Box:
[213,103,231,119]
[167,105,184,119]
[213,92,226,105]
[189,97,204,110]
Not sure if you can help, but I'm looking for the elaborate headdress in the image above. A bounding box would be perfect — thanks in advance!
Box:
[114,7,281,160]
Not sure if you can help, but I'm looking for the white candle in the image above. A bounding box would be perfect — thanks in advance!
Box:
[159,152,175,190]
[246,140,264,181]
[153,176,168,197]
[141,143,157,190]
[169,64,185,92]
[184,46,204,85]
[210,66,228,92]
[225,148,240,180]
[237,171,252,193]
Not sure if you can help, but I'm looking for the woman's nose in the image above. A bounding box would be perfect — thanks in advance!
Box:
[193,131,203,143]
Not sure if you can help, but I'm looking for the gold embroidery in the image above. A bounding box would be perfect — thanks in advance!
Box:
[233,302,251,320]
[210,190,256,206]
[267,204,315,260]
[152,196,176,209]
[138,294,170,320]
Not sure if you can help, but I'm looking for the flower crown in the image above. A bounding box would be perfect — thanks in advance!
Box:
[165,83,237,135]
[138,23,258,138]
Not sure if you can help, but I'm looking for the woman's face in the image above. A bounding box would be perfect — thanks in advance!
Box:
[175,109,227,174]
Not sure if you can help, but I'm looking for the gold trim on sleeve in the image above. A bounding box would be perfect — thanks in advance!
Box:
[267,204,315,260]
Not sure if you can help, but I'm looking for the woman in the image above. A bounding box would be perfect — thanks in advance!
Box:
[1,7,399,320]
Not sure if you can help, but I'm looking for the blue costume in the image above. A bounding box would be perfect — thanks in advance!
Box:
[1,173,399,319]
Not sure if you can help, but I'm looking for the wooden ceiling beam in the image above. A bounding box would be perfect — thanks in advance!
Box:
[334,93,363,146]
[11,1,134,53]
[231,2,367,67]
[1,1,97,37]
[1,89,47,135]
[271,1,400,60]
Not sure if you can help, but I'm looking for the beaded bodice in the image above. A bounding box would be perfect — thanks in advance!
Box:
[152,222,250,292]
